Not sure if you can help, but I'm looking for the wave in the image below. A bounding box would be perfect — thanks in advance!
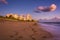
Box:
[38,23,60,40]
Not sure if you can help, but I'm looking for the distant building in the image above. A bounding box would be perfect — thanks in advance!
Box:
[26,14,32,21]
[19,15,24,20]
[13,14,18,19]
[6,13,13,17]
[6,13,32,21]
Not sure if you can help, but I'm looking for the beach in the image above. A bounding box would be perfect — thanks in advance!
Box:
[0,20,52,40]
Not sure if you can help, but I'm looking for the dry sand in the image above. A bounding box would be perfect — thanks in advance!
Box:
[0,20,53,40]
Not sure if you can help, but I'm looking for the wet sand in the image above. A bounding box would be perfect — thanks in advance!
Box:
[39,23,60,40]
[0,20,52,40]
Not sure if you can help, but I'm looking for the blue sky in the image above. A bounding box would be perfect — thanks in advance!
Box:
[0,0,60,20]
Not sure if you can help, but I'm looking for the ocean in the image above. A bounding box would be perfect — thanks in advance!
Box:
[39,22,60,40]
[41,22,60,26]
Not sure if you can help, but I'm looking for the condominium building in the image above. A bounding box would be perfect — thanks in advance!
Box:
[6,13,32,21]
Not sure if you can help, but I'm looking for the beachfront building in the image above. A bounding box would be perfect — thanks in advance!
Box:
[6,13,13,17]
[6,13,32,21]
[18,14,32,21]
[19,15,24,20]
[26,14,32,21]
[6,13,19,19]
[13,14,18,19]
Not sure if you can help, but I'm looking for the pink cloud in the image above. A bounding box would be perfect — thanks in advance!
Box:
[0,0,8,4]
[35,4,57,13]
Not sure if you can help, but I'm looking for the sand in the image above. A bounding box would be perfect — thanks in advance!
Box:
[0,20,53,40]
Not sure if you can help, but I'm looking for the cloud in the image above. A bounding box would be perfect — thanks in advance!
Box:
[50,4,57,11]
[35,4,57,13]
[34,10,41,13]
[0,0,8,4]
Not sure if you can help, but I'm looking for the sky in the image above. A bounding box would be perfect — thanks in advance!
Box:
[0,0,60,20]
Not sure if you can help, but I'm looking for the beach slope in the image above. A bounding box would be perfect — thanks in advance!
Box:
[0,20,52,40]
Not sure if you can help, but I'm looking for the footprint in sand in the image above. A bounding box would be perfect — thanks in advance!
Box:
[9,31,23,40]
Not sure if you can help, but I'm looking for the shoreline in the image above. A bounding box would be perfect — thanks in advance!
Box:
[39,23,60,40]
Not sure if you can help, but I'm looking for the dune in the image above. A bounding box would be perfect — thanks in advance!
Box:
[0,20,53,40]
